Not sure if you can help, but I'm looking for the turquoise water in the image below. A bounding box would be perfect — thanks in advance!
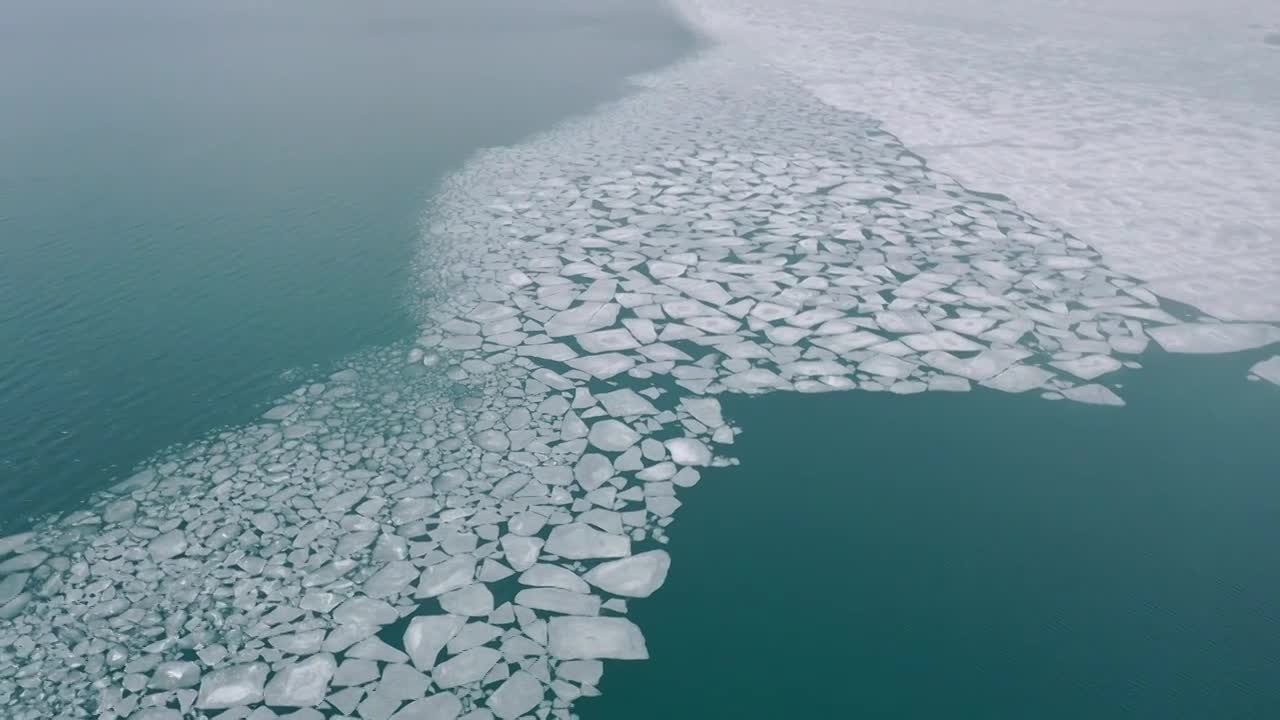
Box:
[587,348,1280,718]
[0,0,696,526]
[4,2,1280,717]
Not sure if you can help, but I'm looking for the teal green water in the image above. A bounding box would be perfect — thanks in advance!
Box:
[0,0,696,526]
[587,349,1280,718]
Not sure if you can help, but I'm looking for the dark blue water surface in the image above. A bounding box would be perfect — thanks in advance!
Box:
[587,348,1280,719]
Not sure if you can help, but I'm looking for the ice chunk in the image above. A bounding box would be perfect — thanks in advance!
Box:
[922,349,1030,381]
[573,453,613,491]
[587,420,641,452]
[195,663,269,709]
[544,523,631,560]
[129,710,181,720]
[331,599,392,628]
[583,550,670,598]
[416,556,476,599]
[859,354,915,379]
[1062,384,1126,406]
[263,653,336,707]
[547,617,648,660]
[439,584,495,617]
[982,365,1055,393]
[363,560,419,599]
[811,331,884,353]
[405,615,465,671]
[1051,354,1123,380]
[900,331,984,353]
[567,353,636,380]
[148,661,201,690]
[1249,356,1280,386]
[576,328,640,353]
[664,438,711,466]
[545,302,620,337]
[501,535,543,571]
[147,530,188,561]
[596,389,658,417]
[679,397,723,427]
[487,670,543,720]
[389,692,462,720]
[1149,323,1280,354]
[519,564,590,593]
[875,310,934,334]
[433,647,502,689]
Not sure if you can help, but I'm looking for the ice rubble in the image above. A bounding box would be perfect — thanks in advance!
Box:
[1,43,1277,720]
[674,0,1280,322]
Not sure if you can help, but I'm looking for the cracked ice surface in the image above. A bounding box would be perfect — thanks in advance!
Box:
[675,0,1280,321]
[2,46,1278,720]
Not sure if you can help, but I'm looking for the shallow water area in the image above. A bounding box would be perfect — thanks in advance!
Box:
[587,348,1280,719]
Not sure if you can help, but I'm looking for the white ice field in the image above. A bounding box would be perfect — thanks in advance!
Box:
[678,0,1280,321]
[2,5,1280,719]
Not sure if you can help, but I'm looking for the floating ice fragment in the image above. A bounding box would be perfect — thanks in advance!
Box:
[262,403,299,421]
[334,597,397,626]
[389,692,462,720]
[501,536,543,571]
[811,331,884,353]
[487,670,544,720]
[664,438,711,466]
[433,647,502,689]
[982,366,1055,393]
[0,550,47,574]
[573,454,614,491]
[416,556,476,599]
[596,389,658,417]
[149,661,201,690]
[263,654,336,707]
[545,302,620,337]
[1249,356,1280,386]
[858,354,915,379]
[363,560,419,598]
[1149,323,1280,354]
[922,349,1030,381]
[517,343,578,361]
[583,550,670,598]
[567,353,636,380]
[404,615,465,671]
[439,584,495,617]
[547,617,648,660]
[545,523,631,560]
[129,709,181,720]
[0,573,27,605]
[576,328,640,353]
[901,331,984,353]
[586,420,641,452]
[195,663,269,709]
[147,530,188,562]
[1061,384,1126,406]
[519,564,591,593]
[1051,355,1123,380]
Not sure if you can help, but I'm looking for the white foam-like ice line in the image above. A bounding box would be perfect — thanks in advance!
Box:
[2,47,1278,720]
[673,0,1280,322]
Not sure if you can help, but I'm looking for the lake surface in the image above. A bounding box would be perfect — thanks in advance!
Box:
[2,3,1279,719]
[0,0,697,526]
[586,348,1280,719]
